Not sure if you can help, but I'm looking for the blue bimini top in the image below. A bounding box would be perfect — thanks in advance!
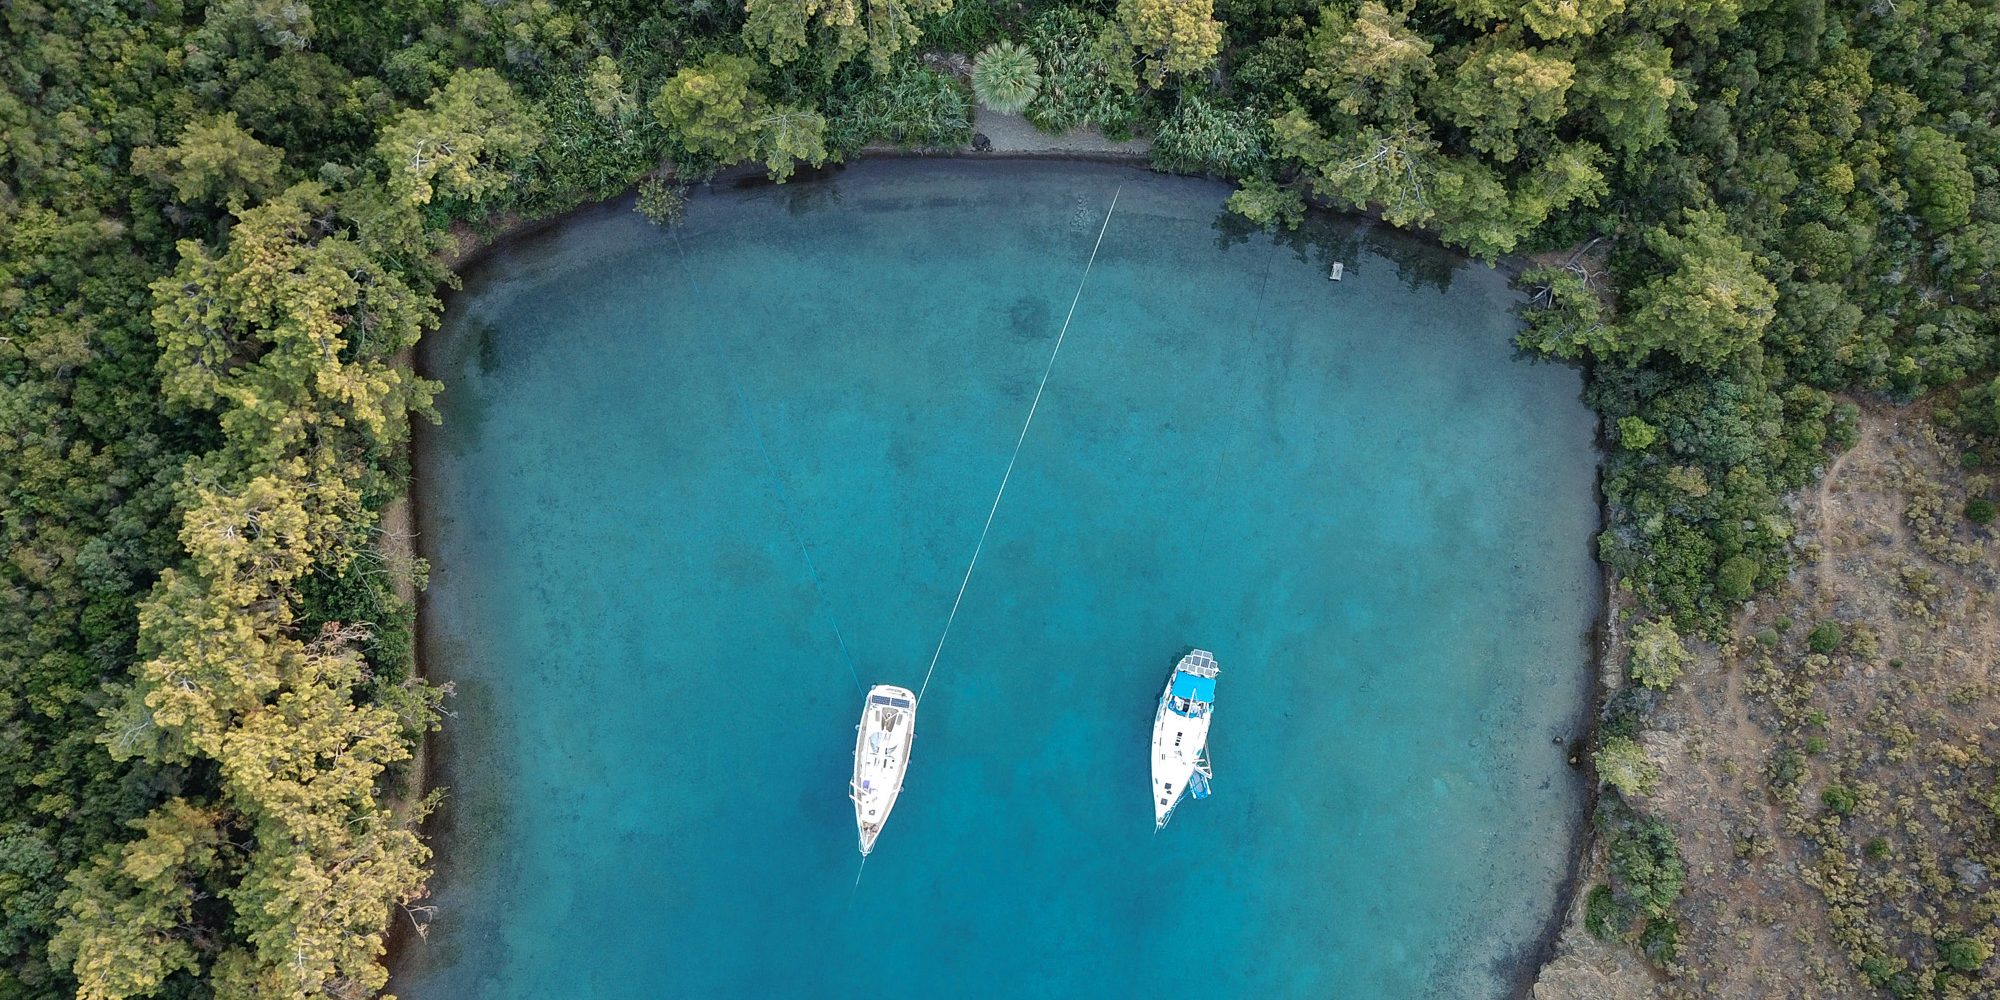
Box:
[1171,671,1216,703]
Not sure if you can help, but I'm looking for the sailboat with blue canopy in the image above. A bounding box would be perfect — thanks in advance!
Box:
[1150,649,1219,828]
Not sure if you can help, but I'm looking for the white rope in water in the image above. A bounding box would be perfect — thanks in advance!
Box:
[915,187,1122,704]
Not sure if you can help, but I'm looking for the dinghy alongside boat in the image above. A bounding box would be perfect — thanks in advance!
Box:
[1151,649,1218,829]
[851,684,916,856]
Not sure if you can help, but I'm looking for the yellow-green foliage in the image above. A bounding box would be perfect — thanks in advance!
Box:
[376,69,542,208]
[651,55,829,180]
[652,55,767,164]
[49,178,447,1000]
[1226,177,1306,230]
[1595,736,1660,796]
[743,0,951,71]
[1629,616,1693,690]
[1112,0,1225,84]
[129,114,288,208]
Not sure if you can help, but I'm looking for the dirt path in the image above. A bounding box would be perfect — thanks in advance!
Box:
[1809,443,1855,598]
[969,109,1152,158]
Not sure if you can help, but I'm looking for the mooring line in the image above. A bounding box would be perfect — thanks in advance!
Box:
[669,228,864,694]
[914,187,1122,705]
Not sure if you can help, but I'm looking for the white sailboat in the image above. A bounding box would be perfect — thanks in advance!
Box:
[1151,649,1218,829]
[851,684,916,856]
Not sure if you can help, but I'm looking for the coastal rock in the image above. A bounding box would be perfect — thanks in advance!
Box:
[1955,860,1989,888]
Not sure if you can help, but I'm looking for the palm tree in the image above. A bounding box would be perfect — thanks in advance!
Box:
[972,41,1041,115]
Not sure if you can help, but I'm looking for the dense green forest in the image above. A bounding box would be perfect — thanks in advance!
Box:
[0,0,1992,993]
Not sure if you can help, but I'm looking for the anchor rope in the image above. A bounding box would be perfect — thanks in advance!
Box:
[915,187,1121,704]
[670,228,864,694]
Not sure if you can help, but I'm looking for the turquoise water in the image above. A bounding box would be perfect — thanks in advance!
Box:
[395,161,1600,999]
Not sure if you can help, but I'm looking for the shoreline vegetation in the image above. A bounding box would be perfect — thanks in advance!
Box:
[2,0,1994,997]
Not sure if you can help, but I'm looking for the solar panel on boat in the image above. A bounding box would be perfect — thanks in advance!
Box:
[870,695,913,708]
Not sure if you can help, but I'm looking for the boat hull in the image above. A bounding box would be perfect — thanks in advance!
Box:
[852,684,916,856]
[1150,650,1218,828]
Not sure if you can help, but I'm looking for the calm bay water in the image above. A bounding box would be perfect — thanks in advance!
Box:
[395,160,1600,999]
